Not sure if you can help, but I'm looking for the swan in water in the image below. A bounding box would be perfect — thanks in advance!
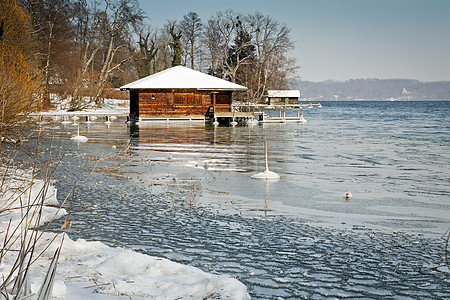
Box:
[246,118,258,126]
[251,141,280,180]
[61,116,72,125]
[70,124,88,142]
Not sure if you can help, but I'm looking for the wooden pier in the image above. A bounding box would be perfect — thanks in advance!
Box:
[34,102,321,125]
[208,103,321,124]
[33,108,129,121]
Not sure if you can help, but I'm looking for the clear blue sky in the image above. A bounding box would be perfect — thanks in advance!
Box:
[138,0,450,82]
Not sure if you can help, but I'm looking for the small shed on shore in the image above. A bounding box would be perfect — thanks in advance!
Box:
[120,66,247,122]
[267,90,301,105]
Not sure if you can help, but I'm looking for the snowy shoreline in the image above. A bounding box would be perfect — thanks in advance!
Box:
[0,171,250,299]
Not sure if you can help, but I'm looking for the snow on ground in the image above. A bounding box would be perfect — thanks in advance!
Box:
[0,170,250,299]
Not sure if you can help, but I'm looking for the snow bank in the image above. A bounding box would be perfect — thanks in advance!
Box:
[0,170,250,300]
[0,169,66,229]
[49,237,250,299]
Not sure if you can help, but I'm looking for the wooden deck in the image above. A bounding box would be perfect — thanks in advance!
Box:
[213,111,258,118]
[209,103,320,124]
[35,102,320,125]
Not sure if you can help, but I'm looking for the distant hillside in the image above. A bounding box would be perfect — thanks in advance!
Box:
[296,79,450,101]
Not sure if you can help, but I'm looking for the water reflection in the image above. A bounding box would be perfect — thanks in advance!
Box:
[128,123,264,173]
[129,123,218,146]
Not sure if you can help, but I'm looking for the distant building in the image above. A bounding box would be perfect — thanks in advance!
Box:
[120,66,247,122]
[267,90,301,105]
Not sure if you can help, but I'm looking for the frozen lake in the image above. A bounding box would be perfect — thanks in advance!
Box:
[43,101,449,298]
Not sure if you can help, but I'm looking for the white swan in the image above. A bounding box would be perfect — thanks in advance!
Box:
[251,141,280,180]
[70,124,88,142]
[61,116,72,125]
[246,118,258,126]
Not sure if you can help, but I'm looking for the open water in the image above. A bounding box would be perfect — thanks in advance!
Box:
[44,101,449,299]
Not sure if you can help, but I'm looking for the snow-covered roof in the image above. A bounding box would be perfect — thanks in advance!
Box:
[120,66,247,91]
[267,90,301,98]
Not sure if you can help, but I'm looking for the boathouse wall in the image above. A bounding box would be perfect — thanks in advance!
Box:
[129,89,232,119]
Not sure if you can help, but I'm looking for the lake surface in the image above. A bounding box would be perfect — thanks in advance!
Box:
[45,101,449,299]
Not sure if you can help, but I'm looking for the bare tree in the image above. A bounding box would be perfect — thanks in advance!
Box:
[131,26,158,78]
[245,12,298,102]
[92,0,143,105]
[153,27,173,72]
[166,21,182,67]
[23,0,76,107]
[204,10,258,85]
[70,0,103,109]
[180,11,202,70]
[69,0,143,109]
[204,10,237,80]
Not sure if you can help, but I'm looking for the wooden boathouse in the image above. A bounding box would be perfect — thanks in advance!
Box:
[267,90,301,105]
[120,66,248,123]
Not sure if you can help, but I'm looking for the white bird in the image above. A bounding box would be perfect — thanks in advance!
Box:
[61,116,72,125]
[251,141,280,180]
[213,121,219,126]
[70,124,88,142]
[109,115,117,121]
[230,120,238,126]
[246,118,258,126]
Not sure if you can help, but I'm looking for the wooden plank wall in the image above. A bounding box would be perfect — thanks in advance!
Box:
[138,89,232,116]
